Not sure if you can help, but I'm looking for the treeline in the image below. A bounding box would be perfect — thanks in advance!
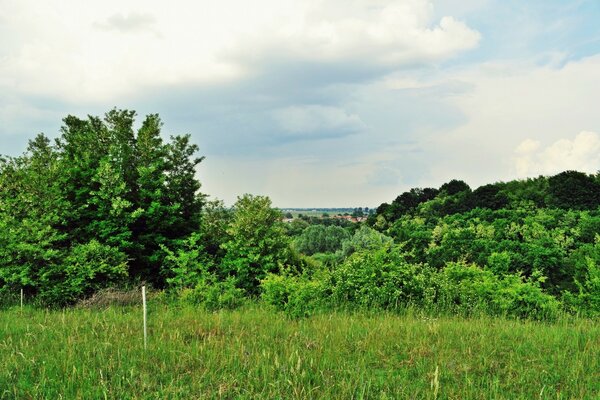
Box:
[265,172,599,318]
[369,172,600,224]
[1,110,599,319]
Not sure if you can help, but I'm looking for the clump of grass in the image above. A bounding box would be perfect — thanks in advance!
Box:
[0,303,598,399]
[76,287,143,309]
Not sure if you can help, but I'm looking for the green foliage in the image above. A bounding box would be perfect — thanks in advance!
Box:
[470,183,509,210]
[261,273,328,318]
[433,262,560,319]
[0,109,206,304]
[3,109,600,319]
[198,199,232,262]
[293,224,351,255]
[563,237,600,315]
[180,277,246,311]
[40,241,128,306]
[161,231,245,310]
[378,187,439,221]
[548,170,600,210]
[330,245,432,310]
[439,179,471,195]
[56,109,205,284]
[339,225,393,257]
[162,233,212,290]
[222,194,293,295]
[282,218,310,236]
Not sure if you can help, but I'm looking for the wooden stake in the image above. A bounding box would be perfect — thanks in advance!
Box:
[20,288,23,309]
[142,286,147,350]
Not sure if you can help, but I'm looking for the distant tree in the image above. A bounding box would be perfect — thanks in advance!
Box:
[284,218,310,237]
[548,170,600,210]
[294,225,351,255]
[284,212,293,219]
[352,207,364,217]
[470,184,509,210]
[380,187,439,221]
[439,179,470,196]
[340,225,393,258]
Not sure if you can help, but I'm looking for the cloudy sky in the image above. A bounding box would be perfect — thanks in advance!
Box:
[1,0,599,207]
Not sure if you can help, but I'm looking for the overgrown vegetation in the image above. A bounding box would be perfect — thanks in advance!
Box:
[2,109,600,398]
[1,109,599,320]
[0,304,598,399]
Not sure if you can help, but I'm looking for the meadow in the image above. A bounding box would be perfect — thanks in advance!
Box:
[1,303,598,399]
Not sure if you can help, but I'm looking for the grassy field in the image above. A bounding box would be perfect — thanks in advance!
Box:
[0,304,598,399]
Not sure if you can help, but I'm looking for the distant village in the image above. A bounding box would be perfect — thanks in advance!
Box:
[280,208,373,223]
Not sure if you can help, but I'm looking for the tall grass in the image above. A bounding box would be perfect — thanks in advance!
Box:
[0,303,598,399]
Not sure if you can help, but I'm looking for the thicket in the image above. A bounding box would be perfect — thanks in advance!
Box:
[1,109,599,319]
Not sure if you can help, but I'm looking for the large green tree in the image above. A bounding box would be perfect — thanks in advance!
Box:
[0,109,206,303]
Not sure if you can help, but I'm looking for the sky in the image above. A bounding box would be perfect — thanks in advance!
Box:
[1,0,599,207]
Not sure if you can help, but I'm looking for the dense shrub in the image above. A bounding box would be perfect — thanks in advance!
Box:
[261,273,328,318]
[433,262,560,319]
[39,241,129,305]
[562,239,600,316]
[294,225,350,255]
[221,194,293,295]
[330,245,432,310]
[180,277,246,311]
[339,225,393,258]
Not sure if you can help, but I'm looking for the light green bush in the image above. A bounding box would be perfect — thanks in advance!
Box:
[330,245,431,310]
[434,262,560,319]
[40,240,129,305]
[261,273,328,318]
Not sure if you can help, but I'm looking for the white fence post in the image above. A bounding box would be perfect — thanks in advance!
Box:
[142,286,147,350]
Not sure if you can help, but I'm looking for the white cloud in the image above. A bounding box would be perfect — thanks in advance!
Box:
[273,105,365,137]
[514,131,600,177]
[94,13,158,34]
[0,0,479,103]
[240,1,480,65]
[422,55,600,187]
[515,138,541,155]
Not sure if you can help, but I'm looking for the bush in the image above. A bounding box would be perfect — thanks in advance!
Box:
[294,225,350,255]
[433,262,560,319]
[261,273,328,318]
[180,277,246,311]
[329,245,431,310]
[162,233,213,290]
[563,253,600,316]
[339,225,393,258]
[38,241,128,305]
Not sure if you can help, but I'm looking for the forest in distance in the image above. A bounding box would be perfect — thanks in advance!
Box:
[0,109,598,319]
